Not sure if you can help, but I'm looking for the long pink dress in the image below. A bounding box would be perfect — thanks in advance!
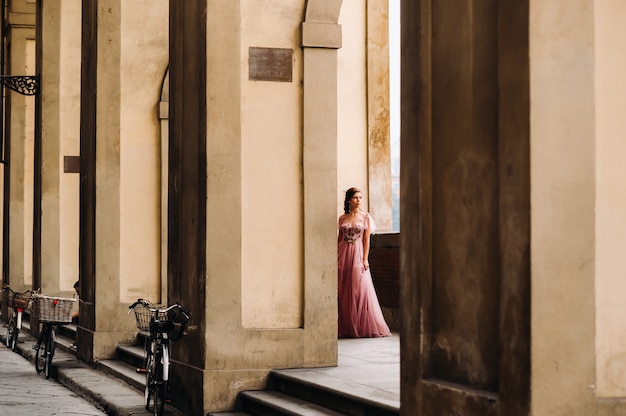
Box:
[337,213,391,338]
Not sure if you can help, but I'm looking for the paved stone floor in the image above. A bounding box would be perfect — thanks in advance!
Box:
[0,342,105,415]
[278,332,400,411]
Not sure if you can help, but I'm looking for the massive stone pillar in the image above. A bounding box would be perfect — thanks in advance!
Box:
[167,1,207,413]
[167,1,342,412]
[79,0,127,362]
[401,0,530,414]
[78,0,167,362]
[301,0,342,366]
[530,1,626,414]
[402,0,626,415]
[530,3,595,414]
[39,0,82,301]
[366,0,392,232]
[3,1,36,292]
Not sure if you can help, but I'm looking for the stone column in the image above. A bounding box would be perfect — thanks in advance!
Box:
[78,0,127,362]
[78,0,167,362]
[530,1,599,414]
[366,0,392,231]
[164,1,343,412]
[5,4,36,292]
[301,10,342,367]
[167,1,207,413]
[40,0,82,300]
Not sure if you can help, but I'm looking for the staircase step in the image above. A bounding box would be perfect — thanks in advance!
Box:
[208,413,251,416]
[270,370,398,416]
[239,390,345,416]
[97,358,145,391]
[116,343,146,369]
[21,318,31,332]
[135,330,150,346]
[54,328,77,355]
[56,322,77,341]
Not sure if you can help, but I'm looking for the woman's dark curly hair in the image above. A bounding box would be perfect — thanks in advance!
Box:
[343,187,361,214]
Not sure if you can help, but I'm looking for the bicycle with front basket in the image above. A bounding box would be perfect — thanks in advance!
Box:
[128,298,189,416]
[32,294,76,379]
[2,284,38,352]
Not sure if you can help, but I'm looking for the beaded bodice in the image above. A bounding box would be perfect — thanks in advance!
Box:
[341,222,364,243]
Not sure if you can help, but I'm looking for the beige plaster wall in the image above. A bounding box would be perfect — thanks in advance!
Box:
[594,0,626,399]
[119,0,168,303]
[337,1,368,217]
[240,0,304,329]
[530,0,597,414]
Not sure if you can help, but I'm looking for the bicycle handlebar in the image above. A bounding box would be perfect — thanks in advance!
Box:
[127,298,151,312]
[2,285,40,296]
[128,298,189,320]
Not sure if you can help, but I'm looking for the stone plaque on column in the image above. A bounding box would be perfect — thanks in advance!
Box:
[249,47,292,82]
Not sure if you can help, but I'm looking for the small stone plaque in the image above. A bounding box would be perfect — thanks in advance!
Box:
[249,47,293,82]
[64,155,80,173]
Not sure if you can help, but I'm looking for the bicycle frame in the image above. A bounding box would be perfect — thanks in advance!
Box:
[2,285,36,352]
[151,336,170,381]
[128,299,189,416]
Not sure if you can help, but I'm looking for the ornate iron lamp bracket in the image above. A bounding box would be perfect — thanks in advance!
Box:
[0,75,40,95]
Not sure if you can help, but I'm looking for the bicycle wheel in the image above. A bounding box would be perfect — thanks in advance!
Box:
[5,312,13,348]
[44,328,56,379]
[9,326,19,352]
[144,349,155,410]
[34,327,48,374]
[153,348,165,416]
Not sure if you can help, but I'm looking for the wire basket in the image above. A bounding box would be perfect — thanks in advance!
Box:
[10,291,33,310]
[34,294,76,323]
[132,303,189,341]
[132,304,167,332]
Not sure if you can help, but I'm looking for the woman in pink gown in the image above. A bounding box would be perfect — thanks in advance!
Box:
[337,187,391,338]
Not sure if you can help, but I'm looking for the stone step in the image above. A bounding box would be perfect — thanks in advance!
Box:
[54,329,77,355]
[56,322,77,341]
[116,343,146,369]
[239,390,344,416]
[208,413,251,416]
[57,360,185,415]
[21,315,31,332]
[98,357,145,391]
[232,368,399,416]
[268,370,399,416]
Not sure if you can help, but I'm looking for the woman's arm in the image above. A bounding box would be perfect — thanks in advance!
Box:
[362,226,371,270]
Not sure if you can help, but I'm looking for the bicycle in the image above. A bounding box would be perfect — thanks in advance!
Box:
[128,298,189,416]
[32,294,75,379]
[2,284,37,352]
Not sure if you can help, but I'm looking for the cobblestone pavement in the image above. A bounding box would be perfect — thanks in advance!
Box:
[0,342,105,415]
